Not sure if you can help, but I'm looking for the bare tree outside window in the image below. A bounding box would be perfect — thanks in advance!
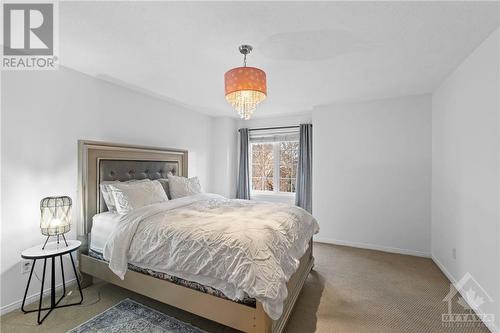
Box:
[252,143,274,191]
[279,141,299,192]
[251,141,299,193]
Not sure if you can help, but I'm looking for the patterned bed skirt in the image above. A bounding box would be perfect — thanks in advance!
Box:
[88,249,256,307]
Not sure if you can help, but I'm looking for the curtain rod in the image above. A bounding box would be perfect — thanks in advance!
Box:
[248,125,300,132]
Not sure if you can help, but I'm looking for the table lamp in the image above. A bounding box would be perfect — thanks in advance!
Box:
[40,196,72,249]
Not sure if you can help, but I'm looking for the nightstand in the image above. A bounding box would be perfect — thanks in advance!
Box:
[21,240,83,324]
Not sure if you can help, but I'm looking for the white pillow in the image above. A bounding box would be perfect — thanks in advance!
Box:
[109,180,169,214]
[100,179,150,212]
[167,175,202,199]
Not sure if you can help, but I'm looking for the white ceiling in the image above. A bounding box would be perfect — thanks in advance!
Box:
[60,1,500,118]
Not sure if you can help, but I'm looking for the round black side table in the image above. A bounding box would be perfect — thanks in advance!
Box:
[21,240,83,324]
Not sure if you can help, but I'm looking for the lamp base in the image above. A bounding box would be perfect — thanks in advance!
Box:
[42,234,68,250]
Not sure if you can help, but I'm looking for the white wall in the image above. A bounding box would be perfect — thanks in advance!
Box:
[0,67,214,313]
[313,95,432,257]
[432,27,499,331]
[211,117,238,198]
[237,112,312,129]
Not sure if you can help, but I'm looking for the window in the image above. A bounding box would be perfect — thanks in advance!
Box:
[279,141,299,192]
[251,141,299,194]
[251,143,274,191]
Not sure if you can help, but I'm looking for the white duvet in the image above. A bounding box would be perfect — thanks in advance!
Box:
[103,193,319,320]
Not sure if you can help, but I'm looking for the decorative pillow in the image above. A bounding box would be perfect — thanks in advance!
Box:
[167,175,202,199]
[100,179,149,212]
[109,180,169,214]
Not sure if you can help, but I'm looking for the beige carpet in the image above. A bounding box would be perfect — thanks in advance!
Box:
[0,243,490,333]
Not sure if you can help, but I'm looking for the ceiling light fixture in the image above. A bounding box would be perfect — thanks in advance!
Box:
[224,45,267,120]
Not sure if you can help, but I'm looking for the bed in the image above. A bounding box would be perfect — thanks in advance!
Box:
[77,140,317,333]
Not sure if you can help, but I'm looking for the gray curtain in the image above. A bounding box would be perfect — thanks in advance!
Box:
[236,128,251,199]
[295,124,312,212]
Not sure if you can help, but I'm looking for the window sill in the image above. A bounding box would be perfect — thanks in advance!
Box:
[251,191,296,204]
[251,191,295,196]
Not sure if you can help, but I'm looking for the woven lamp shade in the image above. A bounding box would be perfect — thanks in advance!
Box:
[40,196,72,236]
[224,66,267,120]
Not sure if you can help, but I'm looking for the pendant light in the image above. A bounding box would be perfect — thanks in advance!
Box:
[224,45,267,120]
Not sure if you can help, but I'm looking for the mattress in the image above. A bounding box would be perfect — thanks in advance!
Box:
[90,212,122,254]
[89,212,256,307]
[88,249,256,307]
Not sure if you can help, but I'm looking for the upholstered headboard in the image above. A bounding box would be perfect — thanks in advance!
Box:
[77,140,188,251]
[98,159,179,212]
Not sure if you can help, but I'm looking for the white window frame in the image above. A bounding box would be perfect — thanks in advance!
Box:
[249,141,298,197]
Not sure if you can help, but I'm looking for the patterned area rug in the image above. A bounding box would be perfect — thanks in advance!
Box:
[68,299,207,333]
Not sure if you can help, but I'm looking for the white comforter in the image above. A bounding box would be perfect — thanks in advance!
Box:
[103,193,319,319]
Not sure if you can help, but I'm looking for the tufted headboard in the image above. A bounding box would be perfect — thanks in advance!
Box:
[77,140,188,251]
[98,159,179,212]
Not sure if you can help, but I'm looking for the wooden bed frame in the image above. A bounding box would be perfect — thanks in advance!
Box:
[77,140,314,333]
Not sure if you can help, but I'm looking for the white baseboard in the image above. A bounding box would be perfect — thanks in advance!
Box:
[432,255,498,333]
[0,278,76,316]
[313,237,431,258]
[431,254,456,283]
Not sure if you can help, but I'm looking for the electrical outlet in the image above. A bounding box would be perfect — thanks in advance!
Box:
[452,248,457,260]
[21,260,33,274]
